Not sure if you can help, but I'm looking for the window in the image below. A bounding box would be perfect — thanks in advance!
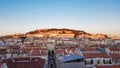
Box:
[97,60,100,64]
[85,60,93,65]
[113,59,118,63]
[119,59,120,63]
[103,60,105,64]
[103,59,110,64]
[109,59,112,64]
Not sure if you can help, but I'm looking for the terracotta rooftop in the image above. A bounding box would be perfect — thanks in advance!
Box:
[83,53,110,58]
[55,49,65,54]
[82,47,98,51]
[98,65,120,68]
[0,62,4,66]
[23,47,40,51]
[109,47,120,51]
[4,57,45,68]
[9,45,20,49]
[110,54,120,59]
[32,50,48,56]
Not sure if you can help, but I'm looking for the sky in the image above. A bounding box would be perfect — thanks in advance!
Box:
[0,0,120,37]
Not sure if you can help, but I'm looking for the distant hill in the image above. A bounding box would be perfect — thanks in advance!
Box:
[26,28,88,35]
[25,28,108,39]
[1,28,118,39]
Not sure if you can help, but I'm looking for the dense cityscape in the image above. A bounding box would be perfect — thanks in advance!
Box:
[0,28,120,68]
[0,0,120,68]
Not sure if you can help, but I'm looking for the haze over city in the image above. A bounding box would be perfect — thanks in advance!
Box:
[0,0,120,37]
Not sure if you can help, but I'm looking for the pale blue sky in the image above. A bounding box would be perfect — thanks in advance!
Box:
[0,0,120,37]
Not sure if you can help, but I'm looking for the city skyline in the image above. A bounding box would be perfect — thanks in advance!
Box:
[0,0,120,37]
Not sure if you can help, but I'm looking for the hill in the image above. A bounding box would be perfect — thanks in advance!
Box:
[25,28,108,39]
[1,28,118,39]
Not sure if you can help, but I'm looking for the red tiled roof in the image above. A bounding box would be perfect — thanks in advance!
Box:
[9,45,20,49]
[110,54,120,59]
[55,49,65,54]
[23,47,40,51]
[0,51,10,54]
[32,50,40,55]
[109,47,120,51]
[98,65,120,68]
[32,50,48,56]
[0,62,4,66]
[83,53,110,58]
[40,48,48,51]
[4,57,45,68]
[82,47,98,51]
